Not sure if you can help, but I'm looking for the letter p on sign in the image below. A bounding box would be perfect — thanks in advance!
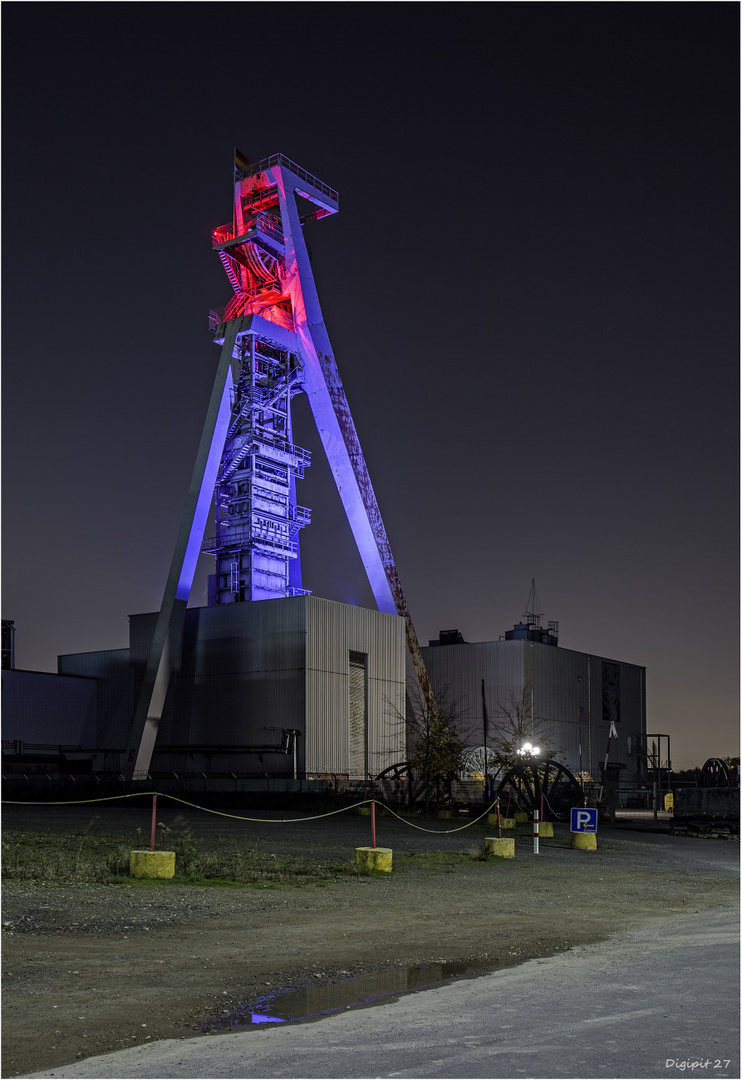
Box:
[571,807,598,832]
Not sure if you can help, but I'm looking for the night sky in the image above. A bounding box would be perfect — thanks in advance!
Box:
[3,5,738,768]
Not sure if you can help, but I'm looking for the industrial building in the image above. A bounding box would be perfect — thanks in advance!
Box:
[52,596,406,779]
[423,620,646,784]
[3,598,645,786]
[2,666,98,773]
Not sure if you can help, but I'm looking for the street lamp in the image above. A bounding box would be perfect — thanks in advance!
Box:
[518,742,541,757]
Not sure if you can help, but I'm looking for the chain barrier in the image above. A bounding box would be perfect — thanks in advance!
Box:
[2,791,502,834]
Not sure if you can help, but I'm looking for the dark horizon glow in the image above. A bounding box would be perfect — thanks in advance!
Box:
[2,5,738,769]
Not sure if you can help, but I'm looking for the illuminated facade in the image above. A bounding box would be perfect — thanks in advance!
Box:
[125,155,431,777]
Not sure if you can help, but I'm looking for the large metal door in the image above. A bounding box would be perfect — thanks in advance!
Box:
[348,651,367,779]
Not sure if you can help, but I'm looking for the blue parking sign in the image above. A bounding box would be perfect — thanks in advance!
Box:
[571,807,598,833]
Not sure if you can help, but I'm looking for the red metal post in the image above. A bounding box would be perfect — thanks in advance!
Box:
[151,793,157,852]
[496,797,502,839]
[533,808,540,855]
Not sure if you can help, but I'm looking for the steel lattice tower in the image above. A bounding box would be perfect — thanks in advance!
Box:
[203,335,310,604]
[126,153,432,777]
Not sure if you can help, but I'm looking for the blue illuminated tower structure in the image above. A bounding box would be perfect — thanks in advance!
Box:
[125,154,432,777]
[204,333,311,603]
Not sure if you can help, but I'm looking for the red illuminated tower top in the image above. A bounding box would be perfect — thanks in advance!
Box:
[209,153,339,335]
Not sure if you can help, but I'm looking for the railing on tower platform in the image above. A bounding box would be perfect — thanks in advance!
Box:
[235,153,339,206]
[212,212,285,249]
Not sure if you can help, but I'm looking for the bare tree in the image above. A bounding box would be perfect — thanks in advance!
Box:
[491,686,562,770]
[403,684,468,811]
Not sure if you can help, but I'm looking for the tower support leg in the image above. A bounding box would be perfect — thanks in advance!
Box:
[274,174,435,713]
[124,319,243,777]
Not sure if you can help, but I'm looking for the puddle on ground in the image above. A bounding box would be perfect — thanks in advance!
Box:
[197,961,484,1032]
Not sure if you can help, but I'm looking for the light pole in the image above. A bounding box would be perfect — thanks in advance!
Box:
[518,743,542,847]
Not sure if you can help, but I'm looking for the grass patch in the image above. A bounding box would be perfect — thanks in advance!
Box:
[2,830,131,884]
[170,849,352,886]
[1,826,355,889]
[394,848,511,870]
[2,822,507,889]
[395,851,472,870]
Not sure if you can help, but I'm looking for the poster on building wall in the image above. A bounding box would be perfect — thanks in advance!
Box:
[602,661,620,725]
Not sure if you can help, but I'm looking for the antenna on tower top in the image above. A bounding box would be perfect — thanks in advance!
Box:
[523,578,543,630]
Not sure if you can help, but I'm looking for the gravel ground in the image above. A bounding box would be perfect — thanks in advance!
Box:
[2,804,739,1078]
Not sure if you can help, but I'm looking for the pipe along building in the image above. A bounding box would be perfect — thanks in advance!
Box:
[2,156,646,789]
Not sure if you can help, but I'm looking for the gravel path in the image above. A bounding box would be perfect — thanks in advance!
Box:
[2,806,738,1077]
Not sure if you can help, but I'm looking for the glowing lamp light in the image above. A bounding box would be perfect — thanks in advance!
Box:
[518,742,541,757]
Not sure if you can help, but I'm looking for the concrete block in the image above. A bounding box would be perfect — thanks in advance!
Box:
[354,847,393,873]
[130,850,176,878]
[484,837,515,858]
[486,814,515,829]
[570,832,597,851]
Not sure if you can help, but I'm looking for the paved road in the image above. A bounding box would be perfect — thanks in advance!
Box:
[23,905,739,1080]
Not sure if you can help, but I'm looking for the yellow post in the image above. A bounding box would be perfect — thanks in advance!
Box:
[354,847,393,872]
[130,850,176,878]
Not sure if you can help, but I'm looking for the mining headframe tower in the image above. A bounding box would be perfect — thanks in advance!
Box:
[125,153,432,777]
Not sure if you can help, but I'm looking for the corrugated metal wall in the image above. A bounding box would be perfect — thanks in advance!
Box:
[43,598,406,776]
[173,600,306,750]
[421,639,646,780]
[528,644,593,774]
[419,640,526,744]
[126,597,405,777]
[127,600,306,772]
[128,611,158,667]
[58,648,132,750]
[305,597,406,777]
[2,669,97,747]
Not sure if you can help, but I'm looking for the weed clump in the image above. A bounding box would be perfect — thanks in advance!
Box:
[158,819,197,875]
